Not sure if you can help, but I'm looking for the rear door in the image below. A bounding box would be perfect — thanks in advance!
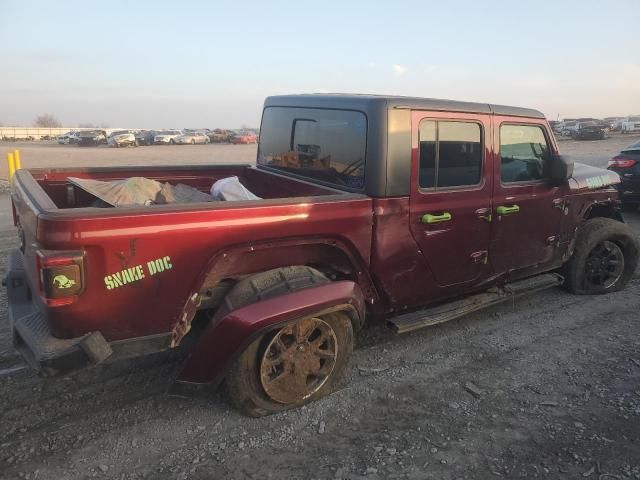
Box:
[489,119,564,273]
[409,111,493,287]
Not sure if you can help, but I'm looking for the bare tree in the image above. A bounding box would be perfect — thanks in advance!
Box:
[78,122,96,128]
[34,114,62,128]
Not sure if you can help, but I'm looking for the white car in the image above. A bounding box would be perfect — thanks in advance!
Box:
[107,130,137,147]
[57,131,81,144]
[175,131,210,145]
[559,120,579,137]
[621,116,640,134]
[153,130,183,144]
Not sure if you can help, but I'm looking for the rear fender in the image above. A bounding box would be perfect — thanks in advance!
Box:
[175,280,365,385]
[171,238,378,345]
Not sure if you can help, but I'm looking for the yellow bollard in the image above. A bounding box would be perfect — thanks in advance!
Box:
[7,152,16,180]
[13,149,21,170]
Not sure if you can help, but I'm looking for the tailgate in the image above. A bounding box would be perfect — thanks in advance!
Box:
[11,169,58,250]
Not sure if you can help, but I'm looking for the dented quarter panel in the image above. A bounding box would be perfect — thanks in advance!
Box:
[33,189,373,340]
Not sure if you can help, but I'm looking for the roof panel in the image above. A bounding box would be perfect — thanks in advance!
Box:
[264,93,545,119]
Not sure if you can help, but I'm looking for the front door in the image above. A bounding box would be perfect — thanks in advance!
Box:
[489,119,564,274]
[409,112,493,287]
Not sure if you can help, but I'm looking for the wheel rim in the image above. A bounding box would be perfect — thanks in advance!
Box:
[260,317,338,404]
[584,240,624,289]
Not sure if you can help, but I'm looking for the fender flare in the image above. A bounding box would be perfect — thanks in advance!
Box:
[171,237,379,345]
[175,280,365,386]
[583,198,623,222]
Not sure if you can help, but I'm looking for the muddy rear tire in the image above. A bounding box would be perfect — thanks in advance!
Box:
[563,218,639,294]
[222,266,354,417]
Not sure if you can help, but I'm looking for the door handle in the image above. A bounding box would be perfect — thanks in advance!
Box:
[475,207,492,222]
[496,205,520,215]
[421,212,452,224]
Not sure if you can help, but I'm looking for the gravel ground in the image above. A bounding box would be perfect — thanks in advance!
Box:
[0,141,639,480]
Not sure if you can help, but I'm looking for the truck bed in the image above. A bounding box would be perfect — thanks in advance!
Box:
[23,164,344,210]
[10,164,373,342]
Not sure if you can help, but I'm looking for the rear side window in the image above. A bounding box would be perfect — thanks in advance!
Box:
[258,107,367,189]
[418,120,483,189]
[500,124,551,183]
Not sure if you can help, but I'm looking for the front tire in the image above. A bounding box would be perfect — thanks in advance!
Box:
[563,218,639,294]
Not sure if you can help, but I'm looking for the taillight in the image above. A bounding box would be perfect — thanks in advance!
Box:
[36,250,85,307]
[608,158,637,169]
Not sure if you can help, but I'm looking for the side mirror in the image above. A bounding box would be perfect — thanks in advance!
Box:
[549,154,574,184]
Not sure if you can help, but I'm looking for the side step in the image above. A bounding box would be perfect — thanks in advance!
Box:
[388,273,564,334]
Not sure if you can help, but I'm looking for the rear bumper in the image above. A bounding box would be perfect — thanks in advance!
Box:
[4,249,112,376]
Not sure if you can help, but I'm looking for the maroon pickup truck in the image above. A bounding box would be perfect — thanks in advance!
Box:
[5,94,639,416]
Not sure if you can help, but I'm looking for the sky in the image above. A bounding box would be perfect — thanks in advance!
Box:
[1,0,639,128]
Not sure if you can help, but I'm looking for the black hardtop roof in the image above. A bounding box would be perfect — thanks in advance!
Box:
[264,93,545,119]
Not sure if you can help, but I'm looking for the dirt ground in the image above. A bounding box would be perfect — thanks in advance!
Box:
[0,139,639,480]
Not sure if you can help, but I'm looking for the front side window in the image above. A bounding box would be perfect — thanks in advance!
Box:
[418,120,483,189]
[500,124,550,183]
[258,107,367,189]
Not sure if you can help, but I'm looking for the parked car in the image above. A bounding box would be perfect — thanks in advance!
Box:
[153,130,183,144]
[6,94,638,417]
[108,130,137,148]
[77,130,107,147]
[57,131,81,145]
[56,132,69,144]
[608,140,640,210]
[134,130,158,146]
[175,131,210,145]
[559,120,579,136]
[603,117,624,131]
[231,132,258,144]
[571,121,607,140]
[208,129,235,143]
[621,116,640,134]
[184,128,212,136]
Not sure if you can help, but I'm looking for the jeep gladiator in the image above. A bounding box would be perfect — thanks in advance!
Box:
[5,94,639,416]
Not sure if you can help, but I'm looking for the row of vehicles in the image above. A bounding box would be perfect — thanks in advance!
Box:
[550,116,640,140]
[56,128,258,147]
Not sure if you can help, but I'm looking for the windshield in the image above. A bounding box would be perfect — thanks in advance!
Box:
[258,107,367,190]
